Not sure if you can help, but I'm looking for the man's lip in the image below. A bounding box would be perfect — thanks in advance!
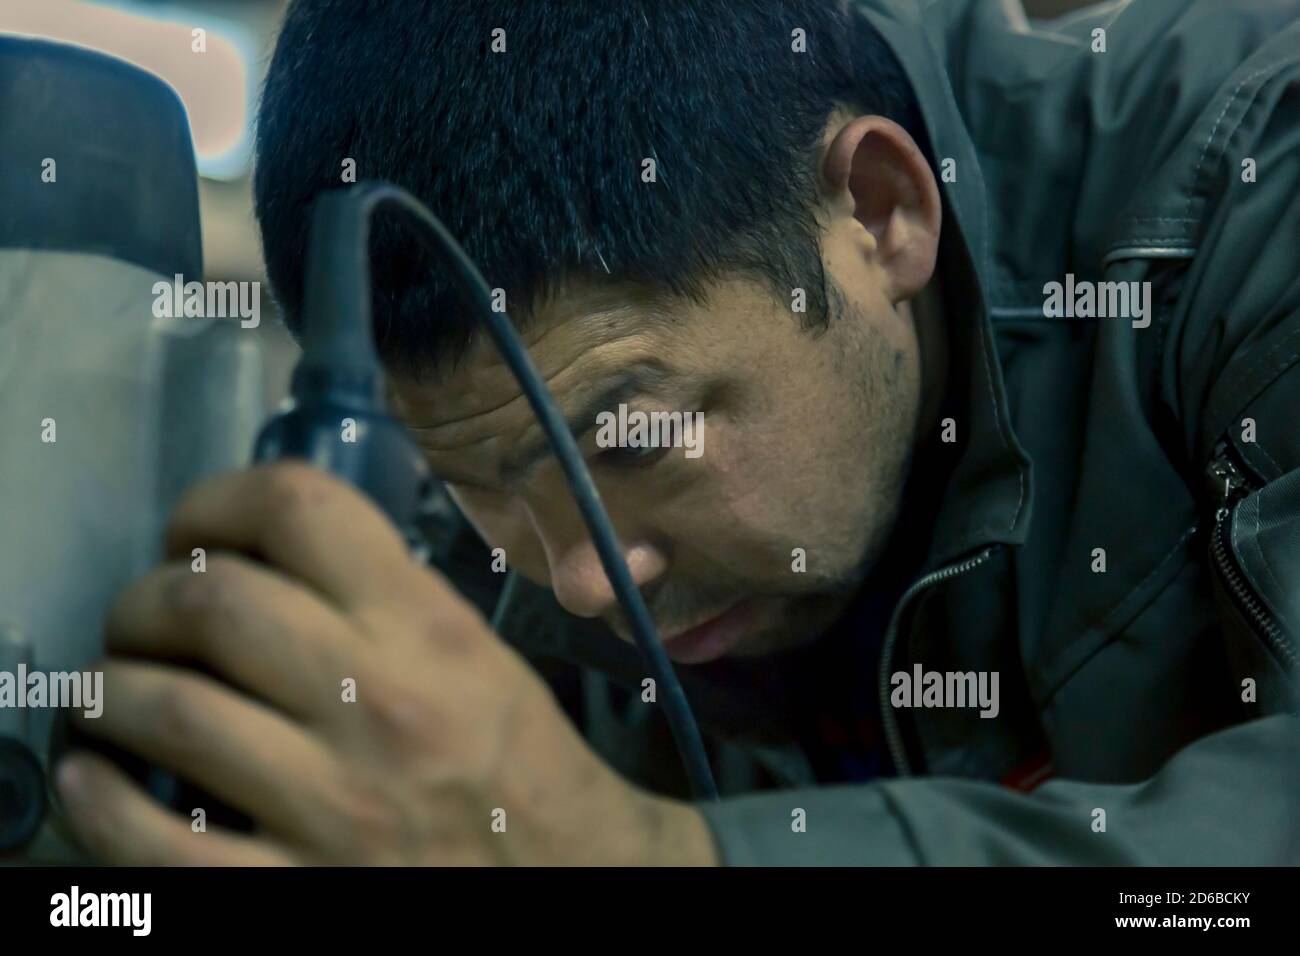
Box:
[658,600,754,665]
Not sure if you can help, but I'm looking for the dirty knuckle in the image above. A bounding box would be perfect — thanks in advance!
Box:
[360,677,440,750]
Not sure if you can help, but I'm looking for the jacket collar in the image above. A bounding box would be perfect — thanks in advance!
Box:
[859,0,1034,570]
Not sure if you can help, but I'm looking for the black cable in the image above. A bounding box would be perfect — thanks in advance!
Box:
[489,570,520,634]
[299,181,719,801]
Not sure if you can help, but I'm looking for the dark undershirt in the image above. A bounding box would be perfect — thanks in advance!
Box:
[780,438,949,784]
[782,578,905,782]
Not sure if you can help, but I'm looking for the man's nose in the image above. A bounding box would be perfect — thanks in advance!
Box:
[526,500,666,620]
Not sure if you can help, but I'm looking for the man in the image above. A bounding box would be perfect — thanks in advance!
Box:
[57,0,1300,864]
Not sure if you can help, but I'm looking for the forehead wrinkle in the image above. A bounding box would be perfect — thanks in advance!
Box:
[391,286,688,467]
[497,360,676,485]
[403,338,670,456]
[504,358,676,455]
[397,328,608,449]
[400,299,674,437]
[404,365,567,453]
[403,384,534,450]
[413,358,676,495]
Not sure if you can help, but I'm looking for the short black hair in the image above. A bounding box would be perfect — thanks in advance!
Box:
[254,0,929,381]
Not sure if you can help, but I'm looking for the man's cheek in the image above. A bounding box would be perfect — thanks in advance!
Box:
[704,470,784,553]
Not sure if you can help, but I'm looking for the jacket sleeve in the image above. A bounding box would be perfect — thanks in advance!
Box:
[698,714,1299,865]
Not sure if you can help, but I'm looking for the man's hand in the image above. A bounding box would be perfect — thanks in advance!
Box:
[56,462,718,866]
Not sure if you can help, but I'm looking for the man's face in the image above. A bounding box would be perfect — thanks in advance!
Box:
[388,253,926,666]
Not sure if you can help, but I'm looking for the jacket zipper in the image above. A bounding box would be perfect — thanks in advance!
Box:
[1205,442,1296,669]
[879,545,999,777]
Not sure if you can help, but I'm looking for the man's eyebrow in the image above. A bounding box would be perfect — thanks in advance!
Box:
[496,363,672,487]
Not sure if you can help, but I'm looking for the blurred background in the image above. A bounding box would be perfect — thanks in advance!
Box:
[0,0,298,396]
[0,0,1096,399]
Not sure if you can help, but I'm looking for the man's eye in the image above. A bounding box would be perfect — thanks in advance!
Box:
[596,443,669,469]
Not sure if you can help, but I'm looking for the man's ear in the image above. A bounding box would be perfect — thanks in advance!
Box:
[821,115,941,304]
